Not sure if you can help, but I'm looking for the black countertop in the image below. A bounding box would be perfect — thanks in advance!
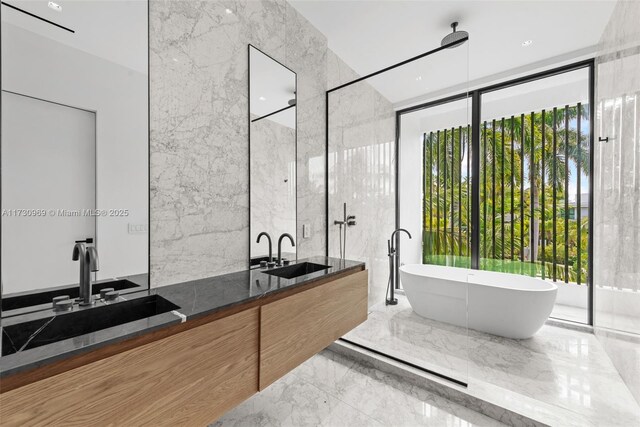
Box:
[0,257,364,379]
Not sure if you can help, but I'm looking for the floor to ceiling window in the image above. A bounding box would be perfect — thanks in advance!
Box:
[479,65,592,324]
[402,62,593,325]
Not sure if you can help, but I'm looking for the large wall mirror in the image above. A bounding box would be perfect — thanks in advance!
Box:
[248,45,297,267]
[1,0,149,316]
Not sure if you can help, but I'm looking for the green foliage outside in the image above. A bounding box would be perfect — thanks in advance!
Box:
[422,104,590,284]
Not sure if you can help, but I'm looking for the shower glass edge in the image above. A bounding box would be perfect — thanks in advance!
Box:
[329,39,471,386]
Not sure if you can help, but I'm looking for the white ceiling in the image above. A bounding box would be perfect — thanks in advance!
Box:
[1,0,147,74]
[290,0,616,105]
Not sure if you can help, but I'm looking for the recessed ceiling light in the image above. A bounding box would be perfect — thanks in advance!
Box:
[48,1,62,12]
[521,40,533,47]
[225,8,233,14]
[259,96,266,101]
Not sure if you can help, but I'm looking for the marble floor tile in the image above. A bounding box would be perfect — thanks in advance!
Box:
[343,302,470,382]
[211,371,366,427]
[331,359,504,427]
[345,295,640,426]
[214,351,504,427]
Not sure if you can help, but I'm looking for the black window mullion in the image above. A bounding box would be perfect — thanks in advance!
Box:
[458,126,463,257]
[564,105,570,283]
[436,130,441,255]
[576,104,582,285]
[510,116,515,260]
[430,132,434,236]
[541,110,546,280]
[467,124,471,258]
[520,113,525,263]
[451,127,456,256]
[483,121,487,259]
[552,107,558,281]
[443,129,448,256]
[501,117,505,260]
[492,119,496,259]
[471,91,481,270]
[423,133,428,261]
[530,112,535,267]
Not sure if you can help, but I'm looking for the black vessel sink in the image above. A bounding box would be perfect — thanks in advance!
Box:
[1,295,179,356]
[1,279,141,312]
[264,262,330,279]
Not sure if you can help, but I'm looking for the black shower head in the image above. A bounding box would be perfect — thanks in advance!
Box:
[441,22,468,49]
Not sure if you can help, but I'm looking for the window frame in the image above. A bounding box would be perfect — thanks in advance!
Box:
[395,59,595,325]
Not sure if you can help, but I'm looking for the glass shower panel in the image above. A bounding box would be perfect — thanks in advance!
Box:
[331,41,470,385]
[327,78,395,308]
[595,54,640,335]
[480,67,591,324]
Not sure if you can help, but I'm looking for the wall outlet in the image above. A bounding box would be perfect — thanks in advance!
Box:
[303,223,311,239]
[128,223,148,234]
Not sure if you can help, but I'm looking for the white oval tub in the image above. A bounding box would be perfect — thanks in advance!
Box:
[399,264,558,339]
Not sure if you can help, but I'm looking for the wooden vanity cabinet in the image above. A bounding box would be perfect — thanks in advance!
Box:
[0,268,368,426]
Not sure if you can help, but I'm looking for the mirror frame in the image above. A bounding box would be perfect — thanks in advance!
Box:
[247,44,298,268]
[0,0,151,315]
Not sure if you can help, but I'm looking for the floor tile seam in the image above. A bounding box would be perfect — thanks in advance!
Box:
[291,367,384,426]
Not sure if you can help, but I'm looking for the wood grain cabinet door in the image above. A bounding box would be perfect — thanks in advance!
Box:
[0,308,260,427]
[259,270,368,389]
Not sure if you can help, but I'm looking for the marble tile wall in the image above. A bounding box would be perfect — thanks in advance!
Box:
[327,50,396,307]
[149,1,326,286]
[594,0,640,404]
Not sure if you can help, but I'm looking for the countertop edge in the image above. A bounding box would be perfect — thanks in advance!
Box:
[175,262,366,323]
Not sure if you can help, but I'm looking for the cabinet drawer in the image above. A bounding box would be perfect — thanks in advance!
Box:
[259,270,368,390]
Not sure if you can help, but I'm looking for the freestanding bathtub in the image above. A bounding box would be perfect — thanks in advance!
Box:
[399,264,558,339]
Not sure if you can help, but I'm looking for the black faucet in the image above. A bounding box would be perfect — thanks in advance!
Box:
[386,228,412,306]
[277,233,295,266]
[256,232,273,262]
[72,239,99,306]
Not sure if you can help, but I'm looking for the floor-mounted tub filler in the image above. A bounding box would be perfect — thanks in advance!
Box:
[399,264,558,339]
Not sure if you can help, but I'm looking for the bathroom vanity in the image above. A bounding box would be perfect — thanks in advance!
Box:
[0,257,367,425]
[0,3,366,424]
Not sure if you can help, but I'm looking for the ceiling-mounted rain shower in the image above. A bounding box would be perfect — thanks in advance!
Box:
[441,22,468,48]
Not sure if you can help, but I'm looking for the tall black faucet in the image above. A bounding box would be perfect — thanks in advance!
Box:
[277,233,295,266]
[256,232,273,262]
[72,239,99,306]
[387,228,411,306]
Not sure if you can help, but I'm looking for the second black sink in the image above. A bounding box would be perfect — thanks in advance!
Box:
[1,295,180,356]
[264,262,331,279]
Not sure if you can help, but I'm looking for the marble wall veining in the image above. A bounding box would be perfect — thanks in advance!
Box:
[149,1,326,286]
[327,50,396,307]
[594,0,640,404]
[285,3,328,260]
